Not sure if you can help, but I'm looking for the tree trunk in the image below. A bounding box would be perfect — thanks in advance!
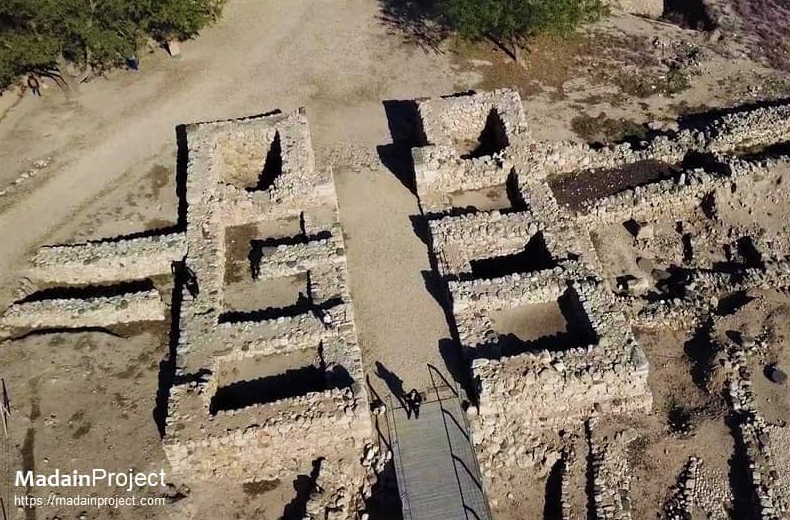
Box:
[485,33,518,63]
[54,55,80,96]
[486,33,526,68]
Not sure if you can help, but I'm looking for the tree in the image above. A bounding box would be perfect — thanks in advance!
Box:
[0,31,60,88]
[146,0,226,41]
[0,0,227,91]
[441,0,607,63]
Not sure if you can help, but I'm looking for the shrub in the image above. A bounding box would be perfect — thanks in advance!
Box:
[441,0,607,60]
[0,0,227,90]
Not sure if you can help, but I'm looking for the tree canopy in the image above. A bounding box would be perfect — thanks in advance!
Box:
[440,0,607,59]
[0,0,226,90]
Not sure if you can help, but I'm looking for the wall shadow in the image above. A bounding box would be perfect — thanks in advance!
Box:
[175,124,189,228]
[16,279,156,304]
[437,339,474,403]
[153,260,185,437]
[677,97,790,131]
[282,458,324,520]
[377,99,425,196]
[209,365,329,414]
[217,296,343,324]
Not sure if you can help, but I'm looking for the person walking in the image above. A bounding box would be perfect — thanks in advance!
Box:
[405,389,423,420]
[27,75,41,96]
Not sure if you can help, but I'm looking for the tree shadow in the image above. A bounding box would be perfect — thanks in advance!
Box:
[376,0,449,52]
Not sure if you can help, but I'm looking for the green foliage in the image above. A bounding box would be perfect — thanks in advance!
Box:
[147,0,226,40]
[441,0,607,43]
[0,0,226,90]
[0,31,60,87]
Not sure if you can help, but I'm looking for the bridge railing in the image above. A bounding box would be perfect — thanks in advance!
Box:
[428,365,494,520]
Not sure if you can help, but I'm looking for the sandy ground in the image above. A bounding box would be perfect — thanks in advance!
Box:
[334,154,454,396]
[2,0,790,519]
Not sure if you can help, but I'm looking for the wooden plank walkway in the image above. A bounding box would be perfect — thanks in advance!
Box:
[388,385,492,520]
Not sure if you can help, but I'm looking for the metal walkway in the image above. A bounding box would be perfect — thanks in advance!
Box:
[385,370,492,520]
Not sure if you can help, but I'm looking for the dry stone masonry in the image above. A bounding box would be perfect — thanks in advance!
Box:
[0,109,375,520]
[4,88,790,519]
[27,232,187,285]
[413,89,653,484]
[158,110,371,490]
[0,289,165,329]
[412,89,790,518]
[663,456,731,520]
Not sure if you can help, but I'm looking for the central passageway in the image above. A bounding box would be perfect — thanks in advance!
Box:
[334,152,454,397]
[331,106,492,520]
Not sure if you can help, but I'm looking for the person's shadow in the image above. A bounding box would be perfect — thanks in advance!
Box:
[248,244,263,280]
[375,361,407,410]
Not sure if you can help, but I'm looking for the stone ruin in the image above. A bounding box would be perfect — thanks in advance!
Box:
[4,88,790,519]
[412,89,790,519]
[1,109,379,519]
[162,110,372,486]
[413,88,652,482]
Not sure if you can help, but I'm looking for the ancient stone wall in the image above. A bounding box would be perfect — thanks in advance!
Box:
[162,109,371,485]
[412,89,529,212]
[164,386,370,481]
[413,89,653,484]
[463,275,652,426]
[27,232,186,284]
[1,289,165,329]
[429,210,542,278]
[1,109,372,507]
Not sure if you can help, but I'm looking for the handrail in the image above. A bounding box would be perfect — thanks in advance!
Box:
[427,363,459,399]
[429,367,494,520]
[430,369,472,520]
[388,395,413,520]
[367,375,393,452]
